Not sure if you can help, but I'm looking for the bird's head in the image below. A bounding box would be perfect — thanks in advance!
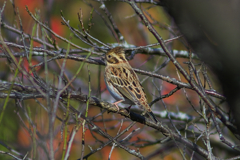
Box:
[105,47,128,64]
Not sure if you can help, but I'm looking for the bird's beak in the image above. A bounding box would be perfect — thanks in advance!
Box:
[100,56,106,64]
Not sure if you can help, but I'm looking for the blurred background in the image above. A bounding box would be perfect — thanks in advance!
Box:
[0,0,237,160]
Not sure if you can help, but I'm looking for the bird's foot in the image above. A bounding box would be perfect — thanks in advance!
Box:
[112,100,123,113]
[126,105,132,116]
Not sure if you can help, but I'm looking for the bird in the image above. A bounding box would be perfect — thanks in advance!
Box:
[104,47,158,123]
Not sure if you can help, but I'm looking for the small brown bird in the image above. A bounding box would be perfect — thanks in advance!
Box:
[104,47,158,123]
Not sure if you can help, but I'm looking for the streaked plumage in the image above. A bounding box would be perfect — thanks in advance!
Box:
[104,47,158,123]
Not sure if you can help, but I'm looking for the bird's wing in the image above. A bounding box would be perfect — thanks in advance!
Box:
[105,66,144,104]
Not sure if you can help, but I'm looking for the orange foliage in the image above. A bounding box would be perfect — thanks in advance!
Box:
[22,58,40,73]
[162,82,180,105]
[50,16,65,36]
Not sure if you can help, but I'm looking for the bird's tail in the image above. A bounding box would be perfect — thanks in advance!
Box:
[147,111,158,123]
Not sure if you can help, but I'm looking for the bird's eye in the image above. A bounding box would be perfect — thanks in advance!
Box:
[108,55,112,58]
